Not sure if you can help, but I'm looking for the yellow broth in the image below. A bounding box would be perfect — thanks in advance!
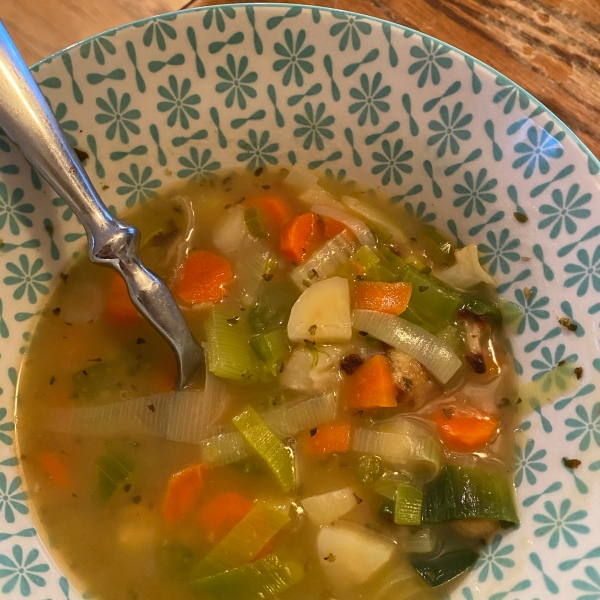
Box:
[16,168,518,600]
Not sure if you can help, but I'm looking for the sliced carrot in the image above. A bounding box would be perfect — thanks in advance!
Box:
[303,421,351,455]
[343,354,397,410]
[432,405,499,452]
[176,250,233,305]
[321,215,347,239]
[162,464,205,527]
[196,492,253,544]
[280,212,323,263]
[354,281,412,315]
[245,196,293,236]
[39,452,71,488]
[104,272,141,326]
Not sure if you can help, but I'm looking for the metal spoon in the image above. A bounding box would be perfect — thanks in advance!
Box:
[0,21,204,389]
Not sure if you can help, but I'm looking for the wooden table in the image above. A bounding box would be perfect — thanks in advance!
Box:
[2,0,599,158]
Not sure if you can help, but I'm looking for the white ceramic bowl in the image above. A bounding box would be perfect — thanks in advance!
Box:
[0,5,599,599]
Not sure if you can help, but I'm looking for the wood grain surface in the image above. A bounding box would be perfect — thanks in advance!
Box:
[2,0,599,158]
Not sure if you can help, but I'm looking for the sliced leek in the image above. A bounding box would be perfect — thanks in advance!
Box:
[352,309,462,384]
[393,484,423,526]
[189,553,303,600]
[290,231,358,290]
[411,548,479,588]
[232,406,295,492]
[352,428,441,482]
[200,431,249,467]
[236,235,276,308]
[194,502,290,577]
[421,465,519,526]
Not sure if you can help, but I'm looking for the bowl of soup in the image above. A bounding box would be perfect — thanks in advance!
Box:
[1,5,599,600]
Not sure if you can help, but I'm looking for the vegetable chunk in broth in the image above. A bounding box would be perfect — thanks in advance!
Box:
[16,166,519,600]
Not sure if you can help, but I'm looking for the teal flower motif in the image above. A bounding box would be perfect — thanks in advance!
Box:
[95,88,141,144]
[513,286,550,334]
[564,246,600,297]
[177,148,221,183]
[293,102,335,150]
[512,124,565,179]
[493,76,530,115]
[404,201,435,223]
[329,12,372,51]
[0,183,33,235]
[135,15,177,51]
[52,197,73,222]
[53,102,79,147]
[531,344,577,388]
[3,255,52,304]
[237,130,279,171]
[566,402,600,451]
[349,73,391,126]
[371,139,413,185]
[427,102,472,157]
[0,408,14,445]
[79,32,116,65]
[203,6,236,32]
[215,54,258,110]
[408,38,453,88]
[452,168,497,218]
[539,184,592,239]
[475,534,515,582]
[0,545,49,595]
[116,164,162,208]
[514,439,547,487]
[273,29,315,87]
[324,168,355,188]
[157,76,201,129]
[573,566,600,599]
[478,228,520,275]
[0,473,28,523]
[533,499,589,548]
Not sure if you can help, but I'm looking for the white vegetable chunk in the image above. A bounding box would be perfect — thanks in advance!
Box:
[279,345,345,392]
[317,522,396,589]
[288,277,352,343]
[436,244,496,289]
[301,488,357,525]
[285,164,319,190]
[213,205,247,254]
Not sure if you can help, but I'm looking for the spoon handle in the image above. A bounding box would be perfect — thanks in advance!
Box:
[0,21,203,389]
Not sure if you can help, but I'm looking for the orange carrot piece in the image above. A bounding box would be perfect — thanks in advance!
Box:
[343,354,397,410]
[303,421,351,455]
[39,452,71,488]
[162,464,205,527]
[432,406,499,452]
[104,272,141,326]
[321,215,347,239]
[354,281,412,315]
[177,250,233,305]
[246,196,293,236]
[196,492,253,544]
[280,212,324,263]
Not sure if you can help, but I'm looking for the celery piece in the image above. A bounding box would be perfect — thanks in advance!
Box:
[248,281,300,334]
[194,502,290,577]
[250,329,290,364]
[378,246,406,277]
[232,406,295,492]
[421,465,519,526]
[461,294,503,325]
[399,265,463,332]
[244,206,268,238]
[352,246,380,271]
[405,254,428,272]
[205,307,261,383]
[411,548,479,587]
[394,484,423,526]
[420,223,456,266]
[95,453,133,500]
[189,553,303,600]
[352,246,396,282]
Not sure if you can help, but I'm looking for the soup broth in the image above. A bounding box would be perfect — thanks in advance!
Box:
[16,167,518,600]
